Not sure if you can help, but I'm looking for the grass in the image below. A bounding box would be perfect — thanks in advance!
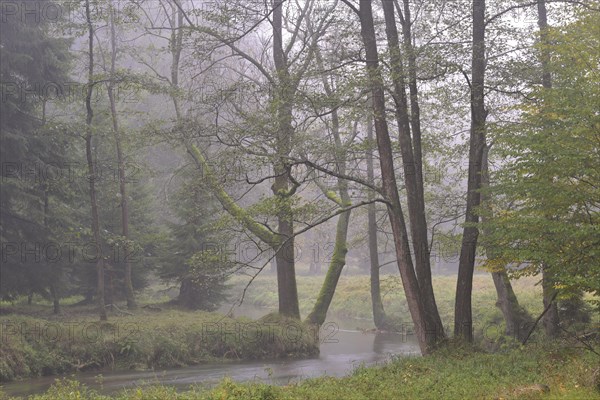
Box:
[2,344,598,399]
[0,308,318,383]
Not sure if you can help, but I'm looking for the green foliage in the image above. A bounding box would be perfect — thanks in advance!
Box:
[482,8,600,302]
[157,166,233,311]
[0,309,319,383]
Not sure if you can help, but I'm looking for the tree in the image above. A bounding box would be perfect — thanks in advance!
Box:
[159,173,233,310]
[84,0,107,321]
[345,0,444,353]
[483,4,600,321]
[454,0,487,342]
[0,0,72,307]
[106,0,136,309]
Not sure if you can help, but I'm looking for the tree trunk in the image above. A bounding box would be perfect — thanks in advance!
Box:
[49,284,60,315]
[382,0,444,335]
[481,145,532,340]
[271,0,300,319]
[366,112,388,330]
[454,0,486,341]
[108,2,136,309]
[536,0,560,340]
[85,0,106,321]
[306,210,351,325]
[357,0,442,353]
[542,267,560,338]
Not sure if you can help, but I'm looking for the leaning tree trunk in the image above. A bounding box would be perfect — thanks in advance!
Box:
[85,0,106,321]
[455,0,487,342]
[305,48,354,326]
[366,111,388,329]
[356,0,443,353]
[108,3,136,309]
[481,144,532,340]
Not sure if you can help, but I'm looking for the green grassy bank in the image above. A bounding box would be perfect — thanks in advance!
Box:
[0,309,318,382]
[2,344,598,399]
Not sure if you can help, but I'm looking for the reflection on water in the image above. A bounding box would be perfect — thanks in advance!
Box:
[0,307,420,397]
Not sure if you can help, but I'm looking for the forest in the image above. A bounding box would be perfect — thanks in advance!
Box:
[0,0,599,398]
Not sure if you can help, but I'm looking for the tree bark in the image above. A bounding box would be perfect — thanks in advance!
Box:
[454,0,487,341]
[85,0,106,321]
[270,0,300,319]
[366,112,388,330]
[356,0,442,353]
[382,0,444,336]
[108,2,136,309]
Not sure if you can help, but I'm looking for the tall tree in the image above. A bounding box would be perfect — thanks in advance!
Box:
[381,0,444,335]
[84,0,107,321]
[536,0,559,339]
[107,0,136,310]
[454,0,487,342]
[347,0,444,353]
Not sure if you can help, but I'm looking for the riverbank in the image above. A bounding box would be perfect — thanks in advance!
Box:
[2,344,599,399]
[0,308,318,383]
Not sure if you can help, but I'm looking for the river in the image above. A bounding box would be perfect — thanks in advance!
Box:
[1,306,420,397]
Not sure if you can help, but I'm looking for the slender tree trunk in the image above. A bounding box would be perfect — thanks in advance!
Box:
[454,0,486,341]
[382,0,444,335]
[366,112,388,330]
[85,0,106,321]
[536,0,559,339]
[542,266,559,338]
[357,0,441,353]
[306,47,355,326]
[108,3,136,309]
[481,145,531,340]
[43,188,61,315]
